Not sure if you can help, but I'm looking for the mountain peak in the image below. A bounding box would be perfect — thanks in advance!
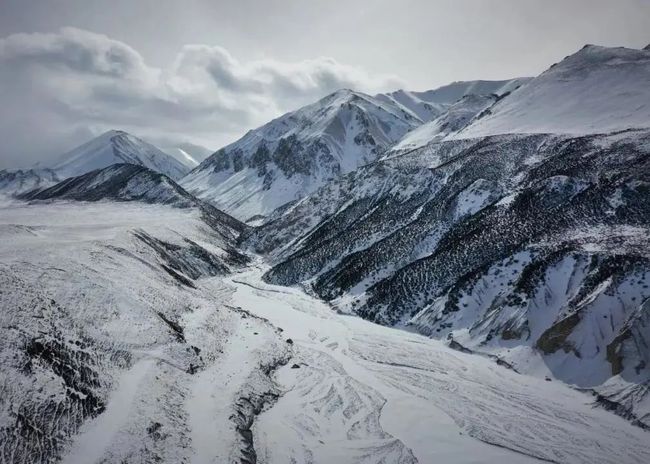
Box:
[181,89,419,219]
[50,131,190,180]
[104,129,129,136]
[565,43,648,65]
[331,88,356,96]
[455,44,650,138]
[95,129,131,141]
[319,88,365,105]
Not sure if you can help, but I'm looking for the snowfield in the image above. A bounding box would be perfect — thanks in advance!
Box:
[1,200,649,464]
[456,45,650,138]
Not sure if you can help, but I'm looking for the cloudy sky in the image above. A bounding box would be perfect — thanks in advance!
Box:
[0,0,649,169]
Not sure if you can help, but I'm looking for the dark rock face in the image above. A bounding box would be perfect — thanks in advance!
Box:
[133,230,248,281]
[249,129,650,424]
[21,163,250,243]
[22,163,196,207]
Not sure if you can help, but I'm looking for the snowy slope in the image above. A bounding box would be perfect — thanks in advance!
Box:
[0,168,62,196]
[159,142,214,168]
[457,45,650,138]
[391,94,499,151]
[165,147,200,168]
[0,201,252,463]
[248,128,650,427]
[181,89,421,220]
[231,266,650,464]
[1,200,649,464]
[52,130,190,180]
[376,78,530,122]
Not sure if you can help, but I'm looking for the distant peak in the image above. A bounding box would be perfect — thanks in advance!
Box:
[644,43,650,51]
[103,129,129,136]
[321,88,364,104]
[551,43,648,71]
[90,129,133,143]
[572,44,607,56]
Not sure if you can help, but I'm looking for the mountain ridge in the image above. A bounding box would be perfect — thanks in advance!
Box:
[0,130,192,198]
[376,78,531,122]
[454,44,650,138]
[181,89,422,220]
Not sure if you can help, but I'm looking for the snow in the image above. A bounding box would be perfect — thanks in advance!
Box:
[453,178,496,219]
[182,165,328,220]
[1,201,649,463]
[52,130,190,180]
[0,201,250,463]
[186,312,282,464]
[226,265,650,464]
[457,45,650,138]
[391,94,497,151]
[0,168,61,196]
[63,357,156,464]
[169,147,200,168]
[181,89,420,219]
[377,78,530,123]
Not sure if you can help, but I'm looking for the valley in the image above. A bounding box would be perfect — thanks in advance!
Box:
[1,200,649,463]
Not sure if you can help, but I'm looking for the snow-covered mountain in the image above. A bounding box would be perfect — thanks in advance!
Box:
[387,44,650,152]
[0,168,62,196]
[4,42,650,464]
[0,131,192,198]
[52,130,190,180]
[247,128,650,428]
[25,164,197,207]
[376,78,530,122]
[243,45,650,427]
[390,93,499,152]
[456,45,650,138]
[180,89,421,220]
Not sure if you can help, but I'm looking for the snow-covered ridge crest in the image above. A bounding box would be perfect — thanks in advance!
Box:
[455,44,650,138]
[24,163,196,207]
[390,93,500,152]
[375,78,530,122]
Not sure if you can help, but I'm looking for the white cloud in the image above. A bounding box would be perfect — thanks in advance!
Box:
[0,27,403,169]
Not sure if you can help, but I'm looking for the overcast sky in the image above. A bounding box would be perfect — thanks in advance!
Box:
[1,0,649,169]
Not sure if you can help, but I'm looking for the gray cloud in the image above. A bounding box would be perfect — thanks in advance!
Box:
[0,27,402,169]
[0,27,151,79]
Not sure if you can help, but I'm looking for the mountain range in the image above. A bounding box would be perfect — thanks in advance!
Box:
[2,43,650,463]
[0,130,191,197]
